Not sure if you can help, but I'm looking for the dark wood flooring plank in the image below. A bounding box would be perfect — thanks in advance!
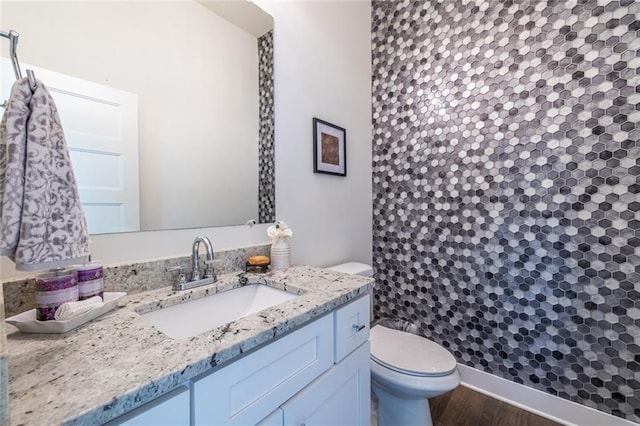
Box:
[430,385,562,426]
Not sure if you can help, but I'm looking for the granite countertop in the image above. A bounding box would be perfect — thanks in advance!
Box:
[0,281,8,426]
[6,266,374,425]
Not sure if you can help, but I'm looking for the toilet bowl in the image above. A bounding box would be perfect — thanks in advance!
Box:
[326,262,460,426]
[370,324,460,426]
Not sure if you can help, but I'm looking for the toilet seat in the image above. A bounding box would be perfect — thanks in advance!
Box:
[370,325,457,377]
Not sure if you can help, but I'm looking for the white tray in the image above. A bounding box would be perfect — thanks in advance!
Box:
[5,292,126,334]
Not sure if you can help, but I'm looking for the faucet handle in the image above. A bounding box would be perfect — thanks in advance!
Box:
[203,260,217,280]
[166,265,187,284]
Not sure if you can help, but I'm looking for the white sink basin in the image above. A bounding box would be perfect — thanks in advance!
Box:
[140,284,298,339]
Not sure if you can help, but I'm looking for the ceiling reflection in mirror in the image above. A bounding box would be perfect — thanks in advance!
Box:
[0,0,275,234]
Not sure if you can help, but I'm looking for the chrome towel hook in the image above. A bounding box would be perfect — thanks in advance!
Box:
[1,29,37,108]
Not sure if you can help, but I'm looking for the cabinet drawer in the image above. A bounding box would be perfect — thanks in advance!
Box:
[334,294,370,362]
[193,314,334,425]
[107,385,190,426]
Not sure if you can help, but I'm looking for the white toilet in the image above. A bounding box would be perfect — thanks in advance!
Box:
[327,262,461,426]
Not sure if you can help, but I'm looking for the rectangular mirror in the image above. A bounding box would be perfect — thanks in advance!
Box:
[0,0,275,234]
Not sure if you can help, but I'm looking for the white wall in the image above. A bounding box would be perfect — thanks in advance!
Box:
[0,0,372,279]
[257,0,373,268]
[1,1,259,231]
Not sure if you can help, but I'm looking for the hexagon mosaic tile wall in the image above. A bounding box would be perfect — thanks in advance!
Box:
[258,30,275,224]
[371,0,640,421]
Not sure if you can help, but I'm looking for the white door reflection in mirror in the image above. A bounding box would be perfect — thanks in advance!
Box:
[0,59,140,234]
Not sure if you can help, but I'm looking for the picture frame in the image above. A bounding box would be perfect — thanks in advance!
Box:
[313,117,346,177]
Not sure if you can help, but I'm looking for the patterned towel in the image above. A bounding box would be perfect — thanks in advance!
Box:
[0,78,89,271]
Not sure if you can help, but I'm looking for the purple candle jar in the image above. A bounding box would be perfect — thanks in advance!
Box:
[76,263,104,300]
[35,269,78,321]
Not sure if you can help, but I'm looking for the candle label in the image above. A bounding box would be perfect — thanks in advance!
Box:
[77,266,104,300]
[35,273,78,321]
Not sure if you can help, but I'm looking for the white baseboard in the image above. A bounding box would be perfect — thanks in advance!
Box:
[457,364,638,426]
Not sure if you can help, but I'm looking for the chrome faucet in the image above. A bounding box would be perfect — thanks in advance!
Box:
[167,236,217,291]
[192,235,214,281]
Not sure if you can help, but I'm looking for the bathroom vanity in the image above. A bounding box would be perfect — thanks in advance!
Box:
[5,266,373,425]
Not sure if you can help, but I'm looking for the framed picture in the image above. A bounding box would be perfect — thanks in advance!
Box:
[313,118,346,176]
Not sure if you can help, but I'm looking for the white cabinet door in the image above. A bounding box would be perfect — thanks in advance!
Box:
[282,342,371,426]
[257,408,284,426]
[193,314,334,425]
[107,385,190,426]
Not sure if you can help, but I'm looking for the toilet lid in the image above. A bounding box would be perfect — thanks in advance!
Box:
[370,325,457,377]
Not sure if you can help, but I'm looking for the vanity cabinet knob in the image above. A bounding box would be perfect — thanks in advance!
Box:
[352,324,366,332]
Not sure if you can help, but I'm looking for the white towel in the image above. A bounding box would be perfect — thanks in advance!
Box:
[0,78,89,270]
[54,296,103,321]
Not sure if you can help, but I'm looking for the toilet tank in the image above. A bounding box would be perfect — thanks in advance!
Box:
[326,262,373,277]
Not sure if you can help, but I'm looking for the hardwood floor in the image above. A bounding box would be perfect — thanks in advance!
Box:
[429,386,561,426]
[372,385,562,426]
